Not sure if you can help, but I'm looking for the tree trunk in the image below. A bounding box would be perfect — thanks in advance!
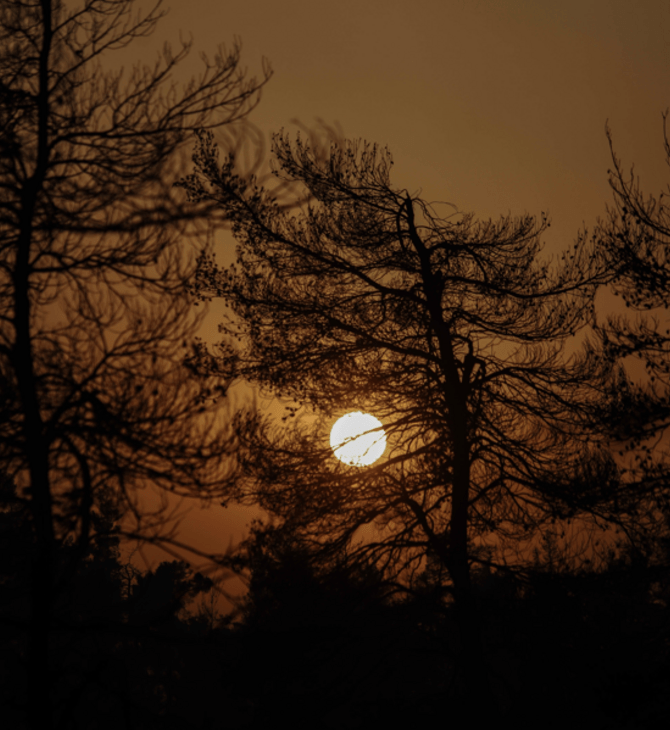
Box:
[448,431,498,720]
[404,196,499,718]
[16,226,56,730]
[27,556,53,730]
[13,4,56,725]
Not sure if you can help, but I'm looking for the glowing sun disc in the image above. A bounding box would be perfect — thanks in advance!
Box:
[330,412,386,466]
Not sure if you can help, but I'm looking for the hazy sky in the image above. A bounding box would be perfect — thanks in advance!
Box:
[123,0,670,582]
[141,0,670,224]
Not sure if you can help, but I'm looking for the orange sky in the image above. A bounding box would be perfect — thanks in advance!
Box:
[132,0,670,225]
[121,0,670,599]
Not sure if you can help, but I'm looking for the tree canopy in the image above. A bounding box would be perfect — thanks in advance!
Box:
[181,130,653,583]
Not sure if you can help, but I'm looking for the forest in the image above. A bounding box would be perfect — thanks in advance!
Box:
[1,1,669,728]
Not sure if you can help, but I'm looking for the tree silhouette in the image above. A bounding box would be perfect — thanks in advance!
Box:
[592,118,670,447]
[228,519,394,629]
[586,117,670,671]
[0,471,238,729]
[224,519,456,727]
[176,130,665,713]
[0,0,274,726]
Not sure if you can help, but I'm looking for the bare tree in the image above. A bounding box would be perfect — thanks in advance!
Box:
[176,130,663,714]
[0,1,274,726]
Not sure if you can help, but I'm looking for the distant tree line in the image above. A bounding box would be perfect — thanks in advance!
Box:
[2,474,669,728]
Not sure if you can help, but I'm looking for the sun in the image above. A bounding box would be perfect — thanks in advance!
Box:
[330,412,386,466]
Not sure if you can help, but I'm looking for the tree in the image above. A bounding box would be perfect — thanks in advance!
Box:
[590,115,670,588]
[178,131,664,713]
[0,475,235,729]
[0,1,272,726]
[228,519,394,629]
[592,117,670,432]
[226,520,452,727]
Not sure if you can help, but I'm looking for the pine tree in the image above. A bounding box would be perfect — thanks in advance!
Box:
[179,130,660,713]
